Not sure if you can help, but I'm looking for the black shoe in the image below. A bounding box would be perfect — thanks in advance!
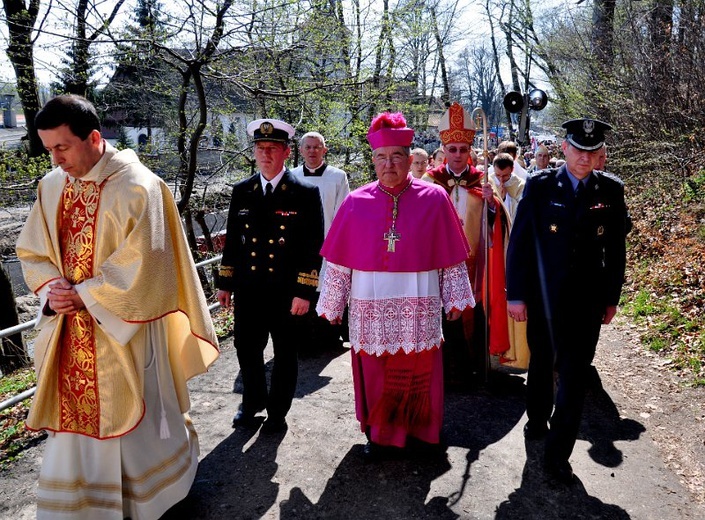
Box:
[523,421,549,440]
[362,441,381,462]
[261,416,287,434]
[232,410,258,428]
[544,459,575,485]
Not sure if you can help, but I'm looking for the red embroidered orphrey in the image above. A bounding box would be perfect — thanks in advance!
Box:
[58,179,102,436]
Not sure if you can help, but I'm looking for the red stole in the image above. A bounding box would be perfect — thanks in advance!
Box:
[484,213,511,356]
[424,164,483,196]
[58,178,102,436]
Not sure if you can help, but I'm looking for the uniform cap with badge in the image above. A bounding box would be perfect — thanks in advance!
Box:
[247,118,295,144]
[561,118,612,152]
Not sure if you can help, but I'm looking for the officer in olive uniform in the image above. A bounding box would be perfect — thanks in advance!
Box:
[217,118,324,433]
[506,118,628,484]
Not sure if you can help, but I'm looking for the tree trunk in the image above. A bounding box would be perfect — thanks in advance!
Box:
[63,0,125,97]
[430,8,450,105]
[369,0,390,124]
[0,265,27,375]
[647,0,674,113]
[590,0,617,119]
[592,0,617,70]
[3,0,44,157]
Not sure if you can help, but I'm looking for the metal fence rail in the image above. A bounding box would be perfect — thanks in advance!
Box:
[0,255,222,413]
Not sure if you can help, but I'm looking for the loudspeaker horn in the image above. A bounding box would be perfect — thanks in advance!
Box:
[528,89,548,111]
[503,91,524,113]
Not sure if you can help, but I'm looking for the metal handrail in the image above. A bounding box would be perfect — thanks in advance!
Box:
[0,254,223,412]
[0,318,39,339]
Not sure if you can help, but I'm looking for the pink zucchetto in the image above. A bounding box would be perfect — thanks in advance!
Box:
[366,112,415,150]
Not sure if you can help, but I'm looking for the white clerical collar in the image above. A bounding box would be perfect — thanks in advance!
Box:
[68,140,111,183]
[305,161,324,170]
[446,165,469,178]
[260,167,286,194]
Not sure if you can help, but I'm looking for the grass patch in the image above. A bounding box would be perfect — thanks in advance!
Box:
[628,290,662,317]
[0,367,43,470]
[623,288,704,383]
[0,368,36,400]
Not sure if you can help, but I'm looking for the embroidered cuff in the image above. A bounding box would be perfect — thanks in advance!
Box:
[441,262,475,312]
[297,270,319,288]
[316,263,350,320]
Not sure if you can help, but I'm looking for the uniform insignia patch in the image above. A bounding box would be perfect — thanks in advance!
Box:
[550,224,558,233]
[260,122,274,135]
[297,270,319,287]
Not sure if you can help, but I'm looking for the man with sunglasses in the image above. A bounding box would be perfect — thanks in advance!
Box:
[423,102,510,386]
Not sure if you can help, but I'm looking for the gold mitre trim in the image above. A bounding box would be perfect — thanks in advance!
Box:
[439,102,476,145]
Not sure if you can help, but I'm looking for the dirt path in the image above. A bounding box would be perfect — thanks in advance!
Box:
[1,321,704,519]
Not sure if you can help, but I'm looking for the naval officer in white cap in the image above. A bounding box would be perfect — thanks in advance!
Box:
[217,118,324,433]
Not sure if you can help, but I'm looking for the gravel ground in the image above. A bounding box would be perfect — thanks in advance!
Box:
[2,320,704,520]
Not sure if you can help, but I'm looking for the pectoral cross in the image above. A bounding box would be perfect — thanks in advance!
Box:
[384,227,401,252]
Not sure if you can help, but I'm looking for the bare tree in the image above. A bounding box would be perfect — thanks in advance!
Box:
[57,0,127,97]
[158,0,235,224]
[2,0,44,156]
[429,6,450,105]
[455,44,503,126]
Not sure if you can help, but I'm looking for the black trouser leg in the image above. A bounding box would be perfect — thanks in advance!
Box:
[525,312,555,426]
[267,309,302,419]
[233,298,269,415]
[545,304,602,464]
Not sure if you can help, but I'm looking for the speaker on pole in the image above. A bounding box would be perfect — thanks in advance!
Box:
[503,91,524,113]
[528,89,548,111]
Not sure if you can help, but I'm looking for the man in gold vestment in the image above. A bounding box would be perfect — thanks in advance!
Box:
[16,95,219,519]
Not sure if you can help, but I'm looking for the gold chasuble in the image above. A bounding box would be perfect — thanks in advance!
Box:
[17,144,219,439]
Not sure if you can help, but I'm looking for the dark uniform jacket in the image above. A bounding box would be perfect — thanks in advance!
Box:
[506,165,627,313]
[218,170,324,301]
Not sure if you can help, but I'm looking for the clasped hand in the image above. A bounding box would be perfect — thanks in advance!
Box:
[46,278,85,315]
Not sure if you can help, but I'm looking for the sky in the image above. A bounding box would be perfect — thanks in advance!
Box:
[1,0,573,96]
